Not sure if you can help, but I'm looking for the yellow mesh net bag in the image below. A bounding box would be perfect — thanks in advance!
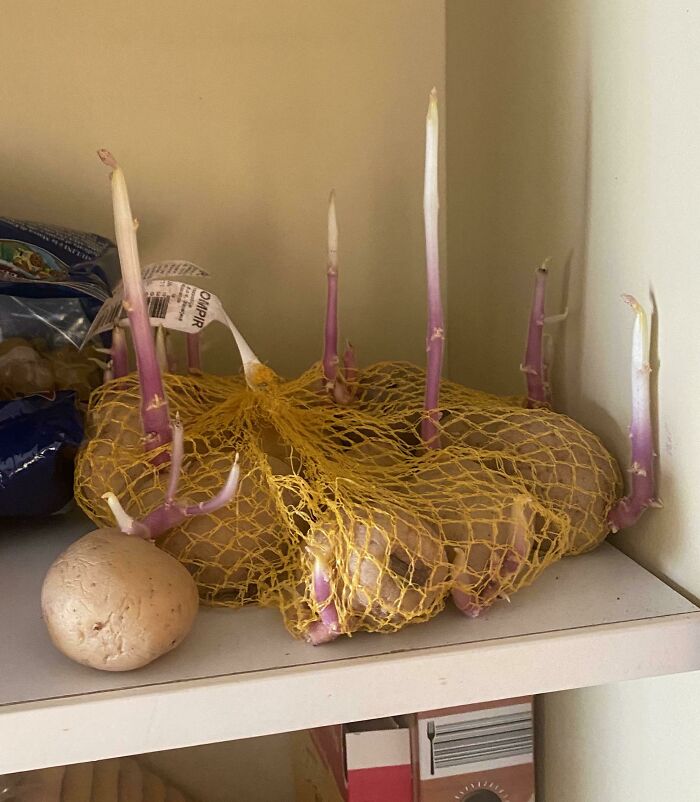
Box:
[74,357,621,642]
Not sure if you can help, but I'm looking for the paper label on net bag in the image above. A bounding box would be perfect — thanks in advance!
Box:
[83,279,229,344]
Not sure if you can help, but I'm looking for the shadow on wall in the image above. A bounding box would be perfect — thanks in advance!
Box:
[553,84,591,416]
[445,0,591,403]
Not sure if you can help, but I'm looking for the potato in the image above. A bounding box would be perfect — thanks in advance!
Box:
[160,454,295,605]
[46,345,102,402]
[309,503,448,630]
[414,453,568,615]
[42,529,199,671]
[442,407,622,553]
[342,437,408,469]
[447,494,532,616]
[0,337,54,398]
[256,422,293,463]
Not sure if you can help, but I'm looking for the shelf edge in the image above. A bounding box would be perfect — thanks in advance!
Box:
[2,611,699,774]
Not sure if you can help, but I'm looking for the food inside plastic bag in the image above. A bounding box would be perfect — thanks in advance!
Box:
[0,218,118,516]
[0,335,101,401]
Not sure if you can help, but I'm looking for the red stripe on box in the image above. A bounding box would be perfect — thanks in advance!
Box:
[347,764,412,801]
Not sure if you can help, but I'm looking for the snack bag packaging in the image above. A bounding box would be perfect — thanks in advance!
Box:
[0,217,119,517]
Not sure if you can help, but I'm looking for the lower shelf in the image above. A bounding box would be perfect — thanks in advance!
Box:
[1,509,698,774]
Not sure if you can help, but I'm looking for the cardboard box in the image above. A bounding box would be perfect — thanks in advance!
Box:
[292,727,346,802]
[293,718,413,802]
[411,698,535,802]
[294,698,534,802]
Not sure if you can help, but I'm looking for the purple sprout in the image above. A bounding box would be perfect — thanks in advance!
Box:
[521,261,568,408]
[103,416,240,540]
[608,295,661,532]
[305,549,341,645]
[99,150,172,453]
[420,88,444,449]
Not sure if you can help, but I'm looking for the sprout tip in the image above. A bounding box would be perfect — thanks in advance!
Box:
[97,149,118,169]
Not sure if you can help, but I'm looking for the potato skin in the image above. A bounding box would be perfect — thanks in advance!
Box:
[41,529,199,671]
[442,408,622,553]
[160,454,295,605]
[310,504,448,630]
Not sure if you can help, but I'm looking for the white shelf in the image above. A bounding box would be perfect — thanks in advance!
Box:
[1,509,698,774]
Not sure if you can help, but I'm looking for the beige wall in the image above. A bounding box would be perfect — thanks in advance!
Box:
[447,1,700,799]
[0,0,445,377]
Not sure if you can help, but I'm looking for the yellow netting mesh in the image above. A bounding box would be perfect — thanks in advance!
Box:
[74,360,622,639]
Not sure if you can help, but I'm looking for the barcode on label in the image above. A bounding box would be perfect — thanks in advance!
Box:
[81,279,233,348]
[421,702,533,779]
[429,709,533,770]
[86,292,168,339]
[147,294,169,319]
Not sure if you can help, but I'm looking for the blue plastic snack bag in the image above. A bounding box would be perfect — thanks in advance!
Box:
[0,392,83,516]
[0,217,119,516]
